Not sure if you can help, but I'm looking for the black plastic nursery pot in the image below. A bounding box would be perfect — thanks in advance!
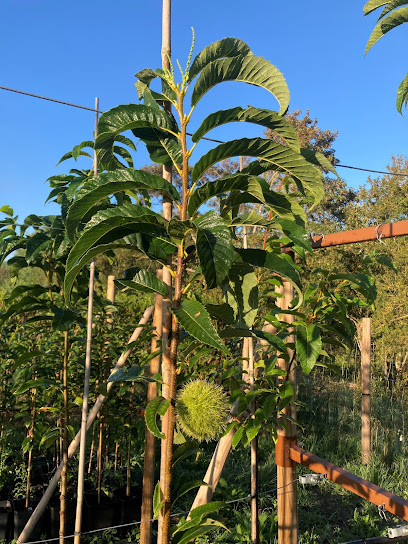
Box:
[49,499,78,539]
[83,494,119,532]
[0,500,13,541]
[114,486,142,528]
[13,499,47,541]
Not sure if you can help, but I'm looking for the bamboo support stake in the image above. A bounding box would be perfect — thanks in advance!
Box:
[248,337,259,544]
[59,330,70,544]
[240,181,259,544]
[140,283,164,544]
[73,97,99,544]
[158,1,173,543]
[361,317,371,465]
[276,279,298,544]
[17,306,154,544]
[97,275,116,504]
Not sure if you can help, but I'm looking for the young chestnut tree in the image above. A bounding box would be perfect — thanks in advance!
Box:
[62,36,369,543]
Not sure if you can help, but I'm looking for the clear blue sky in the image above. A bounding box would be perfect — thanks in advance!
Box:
[1,0,407,222]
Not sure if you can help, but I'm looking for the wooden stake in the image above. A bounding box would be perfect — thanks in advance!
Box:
[158,1,173,543]
[361,317,371,465]
[59,330,69,544]
[140,282,164,544]
[276,279,298,544]
[73,97,99,544]
[17,306,154,544]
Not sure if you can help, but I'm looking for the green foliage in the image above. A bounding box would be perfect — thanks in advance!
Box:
[176,380,229,442]
[364,0,408,112]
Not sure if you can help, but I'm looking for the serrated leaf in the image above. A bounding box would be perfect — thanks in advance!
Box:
[296,324,322,375]
[188,173,293,218]
[223,263,258,328]
[95,104,178,170]
[194,211,234,289]
[174,480,210,504]
[168,218,194,244]
[145,396,170,439]
[172,523,224,544]
[232,425,244,449]
[365,6,408,53]
[193,106,299,151]
[271,219,312,253]
[0,205,13,216]
[363,0,388,15]
[116,269,169,297]
[379,0,408,19]
[205,303,235,325]
[14,351,43,366]
[64,204,171,303]
[192,138,323,205]
[171,299,227,353]
[153,481,163,519]
[235,249,303,307]
[107,366,148,383]
[188,37,251,81]
[397,72,408,113]
[173,441,200,466]
[191,55,289,115]
[66,169,179,240]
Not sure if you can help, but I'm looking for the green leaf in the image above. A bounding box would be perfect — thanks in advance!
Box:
[188,37,251,81]
[363,0,388,15]
[300,149,338,176]
[66,169,179,239]
[379,0,408,18]
[188,173,293,218]
[64,204,171,303]
[191,55,289,115]
[205,303,235,325]
[116,269,169,297]
[229,210,272,228]
[192,106,300,151]
[107,366,155,383]
[192,138,323,205]
[396,72,408,113]
[145,396,170,439]
[190,501,226,520]
[296,324,322,375]
[223,262,258,328]
[193,211,234,289]
[173,441,200,466]
[14,351,43,366]
[365,6,408,53]
[174,480,210,504]
[171,299,227,353]
[172,523,224,544]
[0,205,13,216]
[95,104,178,170]
[232,425,244,449]
[235,249,303,306]
[168,218,194,244]
[272,219,312,253]
[153,481,163,519]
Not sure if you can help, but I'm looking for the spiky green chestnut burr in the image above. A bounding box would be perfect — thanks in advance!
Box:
[175,379,229,442]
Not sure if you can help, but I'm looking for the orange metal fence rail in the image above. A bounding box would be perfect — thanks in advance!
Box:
[312,220,408,249]
[289,445,408,520]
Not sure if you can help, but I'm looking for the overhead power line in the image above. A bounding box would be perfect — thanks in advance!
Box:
[1,84,407,178]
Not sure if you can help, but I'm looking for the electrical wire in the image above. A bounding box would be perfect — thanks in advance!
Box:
[20,479,298,544]
[0,84,406,178]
